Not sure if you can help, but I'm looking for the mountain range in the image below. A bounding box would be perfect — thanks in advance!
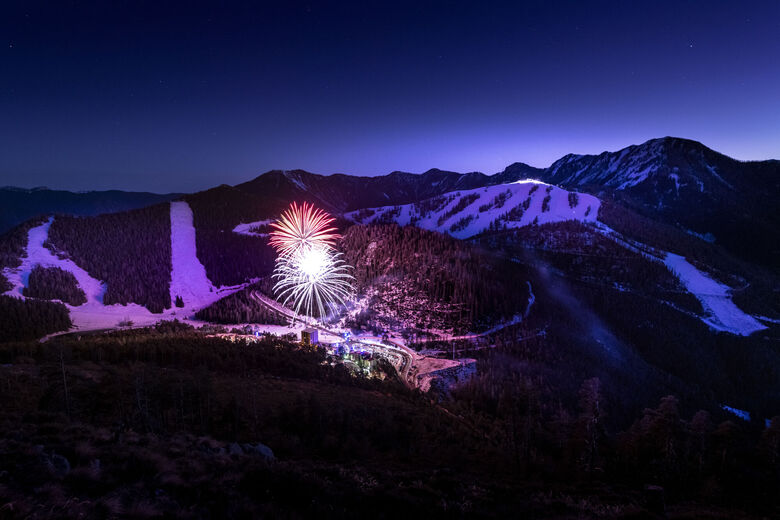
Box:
[4,136,777,267]
[1,135,779,431]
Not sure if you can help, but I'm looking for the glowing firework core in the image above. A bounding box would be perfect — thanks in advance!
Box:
[298,246,328,279]
[269,202,354,320]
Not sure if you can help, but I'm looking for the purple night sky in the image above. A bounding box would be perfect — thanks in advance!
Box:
[1,1,779,192]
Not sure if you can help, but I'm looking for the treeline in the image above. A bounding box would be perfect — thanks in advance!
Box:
[436,193,479,226]
[0,295,71,342]
[445,268,780,510]
[195,283,287,325]
[412,193,455,218]
[599,200,734,272]
[46,205,171,313]
[0,331,478,467]
[23,265,87,306]
[478,188,512,212]
[185,187,277,286]
[341,224,532,332]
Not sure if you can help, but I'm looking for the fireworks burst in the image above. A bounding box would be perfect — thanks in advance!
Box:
[269,202,354,321]
[269,201,339,257]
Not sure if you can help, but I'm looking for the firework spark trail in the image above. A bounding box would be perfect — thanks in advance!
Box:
[273,247,354,319]
[269,202,354,321]
[268,201,339,257]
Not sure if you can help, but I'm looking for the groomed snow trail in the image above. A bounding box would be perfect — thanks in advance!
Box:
[169,201,218,309]
[2,217,106,303]
[664,253,766,336]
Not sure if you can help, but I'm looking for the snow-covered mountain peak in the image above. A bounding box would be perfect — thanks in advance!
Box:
[547,138,674,190]
[542,136,755,197]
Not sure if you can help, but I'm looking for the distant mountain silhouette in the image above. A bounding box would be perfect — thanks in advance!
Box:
[0,187,181,234]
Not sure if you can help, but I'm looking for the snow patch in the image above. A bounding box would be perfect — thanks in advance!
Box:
[524,281,535,316]
[669,173,680,195]
[282,170,308,191]
[722,405,751,422]
[706,165,734,189]
[233,219,273,237]
[685,229,716,243]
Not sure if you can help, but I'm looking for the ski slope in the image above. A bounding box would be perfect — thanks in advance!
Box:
[664,253,766,336]
[2,204,249,336]
[2,217,168,332]
[169,201,219,310]
[346,180,600,239]
[2,217,106,303]
[593,223,766,336]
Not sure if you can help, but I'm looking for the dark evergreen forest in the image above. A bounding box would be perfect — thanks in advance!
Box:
[0,295,71,341]
[195,281,287,325]
[23,265,87,306]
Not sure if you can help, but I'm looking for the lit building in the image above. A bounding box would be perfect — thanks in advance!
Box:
[301,327,319,346]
